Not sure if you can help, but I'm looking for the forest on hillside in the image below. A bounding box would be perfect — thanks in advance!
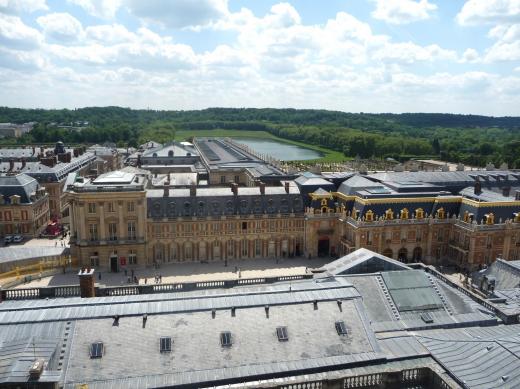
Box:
[1,106,519,168]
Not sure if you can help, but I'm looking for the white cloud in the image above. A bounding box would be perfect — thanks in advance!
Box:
[461,48,480,63]
[37,12,83,43]
[456,0,520,26]
[482,24,520,62]
[0,0,47,14]
[373,42,457,63]
[84,23,135,44]
[0,13,42,50]
[371,0,437,25]
[125,0,228,28]
[67,0,122,19]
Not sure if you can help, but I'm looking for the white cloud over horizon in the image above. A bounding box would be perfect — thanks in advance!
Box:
[0,0,519,115]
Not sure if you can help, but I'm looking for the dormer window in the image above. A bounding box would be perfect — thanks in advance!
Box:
[415,208,424,219]
[385,209,394,220]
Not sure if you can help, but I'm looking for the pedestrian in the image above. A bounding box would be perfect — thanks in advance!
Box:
[124,269,127,276]
[144,277,147,285]
[159,274,162,283]
[98,272,101,280]
[127,276,131,284]
[134,275,138,284]
[38,272,42,281]
[131,269,134,277]
[55,241,57,247]
[234,266,238,273]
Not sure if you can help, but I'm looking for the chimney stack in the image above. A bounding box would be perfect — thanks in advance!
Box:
[8,159,14,172]
[40,146,44,155]
[503,186,511,197]
[78,268,96,298]
[474,178,482,195]
[137,153,142,167]
[163,181,170,197]
[21,158,26,170]
[32,146,35,156]
[284,181,290,194]
[73,148,79,158]
[260,182,266,195]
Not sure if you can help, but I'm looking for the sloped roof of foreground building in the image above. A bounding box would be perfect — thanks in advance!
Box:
[0,248,517,388]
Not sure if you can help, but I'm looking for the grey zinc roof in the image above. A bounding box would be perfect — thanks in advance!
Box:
[337,175,385,195]
[62,300,382,389]
[0,246,67,265]
[416,325,520,388]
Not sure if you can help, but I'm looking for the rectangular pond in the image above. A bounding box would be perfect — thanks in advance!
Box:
[232,137,322,161]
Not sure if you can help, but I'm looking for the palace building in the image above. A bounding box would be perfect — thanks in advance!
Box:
[65,138,520,272]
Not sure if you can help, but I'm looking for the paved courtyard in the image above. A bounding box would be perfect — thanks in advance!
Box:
[15,256,333,289]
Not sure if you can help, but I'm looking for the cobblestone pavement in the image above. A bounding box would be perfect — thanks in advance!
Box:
[15,256,333,288]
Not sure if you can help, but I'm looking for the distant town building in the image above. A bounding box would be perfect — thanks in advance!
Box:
[0,122,35,138]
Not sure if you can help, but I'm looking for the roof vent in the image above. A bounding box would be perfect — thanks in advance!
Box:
[113,315,119,326]
[231,307,236,317]
[265,305,269,318]
[29,358,45,379]
[486,345,494,351]
[502,375,509,382]
[212,309,216,319]
[420,312,434,323]
[276,326,289,342]
[142,314,148,328]
[313,300,318,310]
[337,300,343,312]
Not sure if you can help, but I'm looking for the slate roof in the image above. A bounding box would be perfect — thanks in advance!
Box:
[337,175,385,196]
[147,185,303,217]
[0,173,39,203]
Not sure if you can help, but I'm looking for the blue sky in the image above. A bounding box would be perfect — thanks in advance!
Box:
[0,0,519,115]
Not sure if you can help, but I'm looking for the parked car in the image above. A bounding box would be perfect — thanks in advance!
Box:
[4,235,13,244]
[13,235,23,243]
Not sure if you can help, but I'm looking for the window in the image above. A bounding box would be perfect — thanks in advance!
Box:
[89,224,98,241]
[90,342,104,358]
[335,321,348,335]
[108,202,115,213]
[128,250,137,265]
[160,337,172,352]
[88,203,96,213]
[127,202,135,212]
[234,175,240,183]
[90,255,99,267]
[220,175,226,184]
[128,221,136,240]
[255,239,261,256]
[108,223,117,241]
[220,331,232,347]
[241,240,248,257]
[420,312,434,323]
[242,221,247,230]
[276,326,288,342]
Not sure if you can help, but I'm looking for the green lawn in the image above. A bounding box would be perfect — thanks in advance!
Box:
[174,129,347,163]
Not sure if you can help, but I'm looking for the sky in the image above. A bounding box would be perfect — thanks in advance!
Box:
[0,0,519,115]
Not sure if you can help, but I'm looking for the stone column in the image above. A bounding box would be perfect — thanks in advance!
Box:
[137,199,145,240]
[118,201,125,241]
[99,203,106,240]
[78,204,86,242]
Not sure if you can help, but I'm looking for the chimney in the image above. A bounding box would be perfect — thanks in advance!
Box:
[503,186,511,197]
[21,158,26,170]
[474,179,482,195]
[41,156,57,168]
[231,182,238,196]
[8,159,14,172]
[190,183,197,197]
[260,182,266,195]
[284,181,290,194]
[78,268,96,298]
[163,181,170,197]
[516,191,520,201]
[73,148,79,158]
[32,146,35,156]
[58,153,66,163]
[40,146,44,155]
[137,153,142,167]
[65,151,71,163]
